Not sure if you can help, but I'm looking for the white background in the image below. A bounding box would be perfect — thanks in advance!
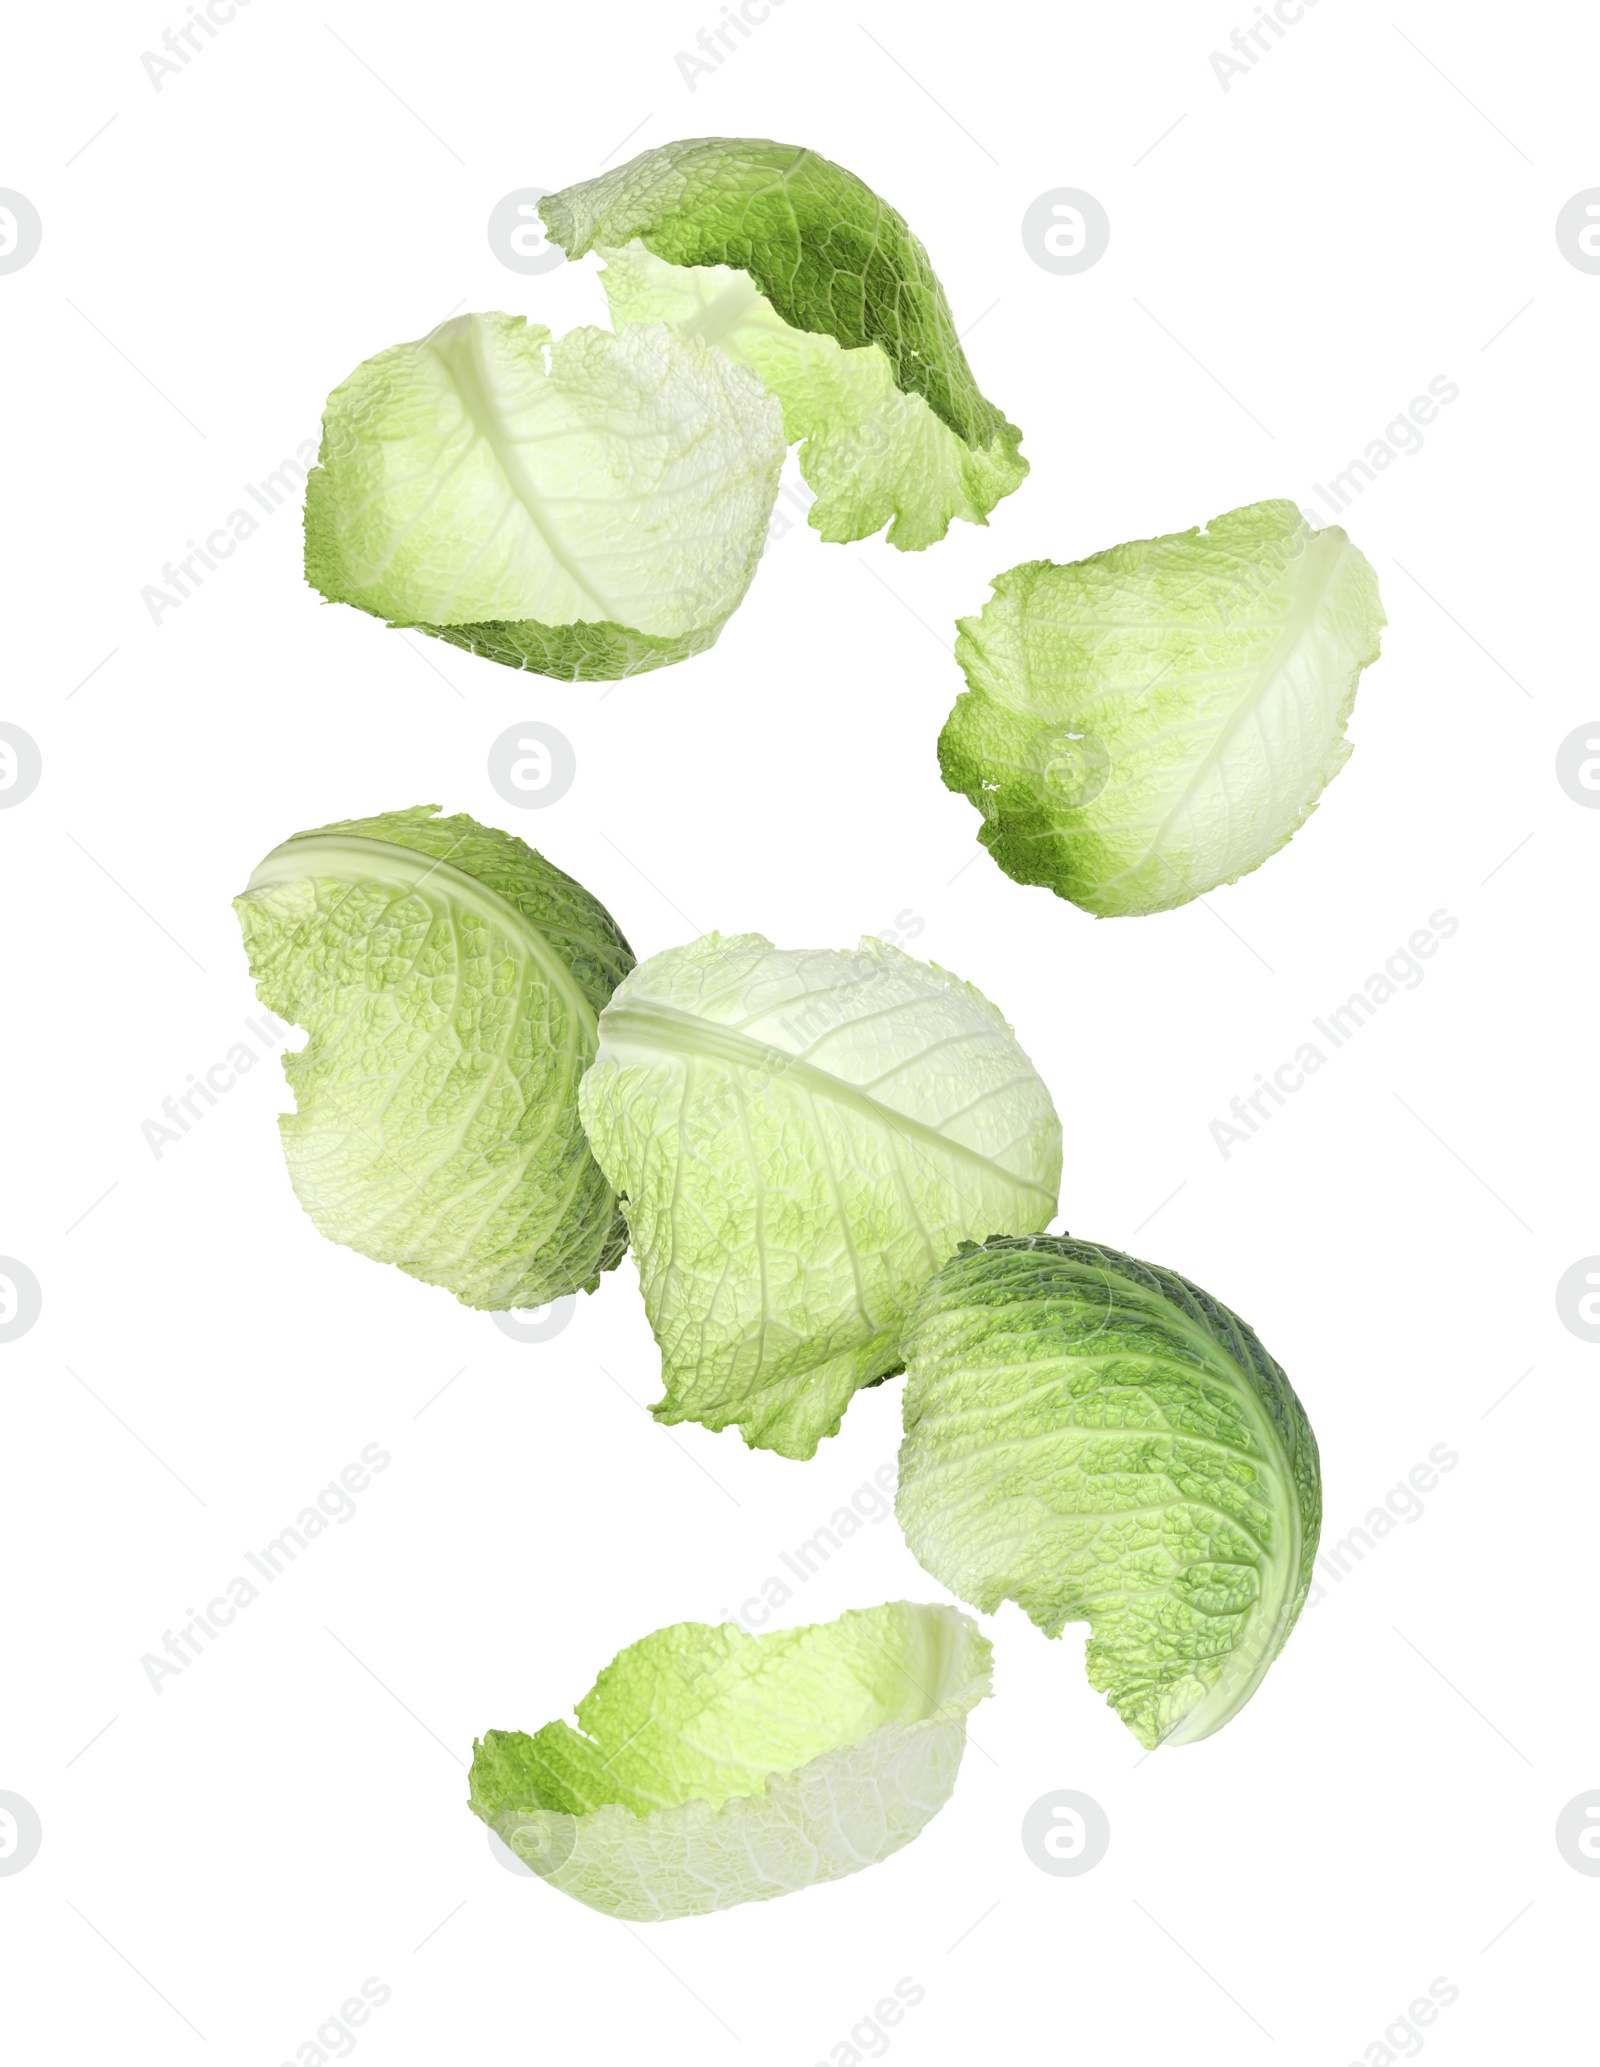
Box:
[2,2,1594,2062]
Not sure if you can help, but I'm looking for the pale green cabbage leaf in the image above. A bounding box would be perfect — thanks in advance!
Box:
[234,806,632,1308]
[896,1235,1321,1748]
[541,137,1026,550]
[304,314,785,680]
[470,1602,991,1921]
[578,933,1062,1459]
[940,500,1386,915]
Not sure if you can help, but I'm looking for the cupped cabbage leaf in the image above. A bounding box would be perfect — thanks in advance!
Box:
[234,806,632,1308]
[577,933,1062,1459]
[896,1235,1321,1748]
[470,1601,992,1921]
[304,314,785,680]
[541,138,1027,551]
[939,500,1385,914]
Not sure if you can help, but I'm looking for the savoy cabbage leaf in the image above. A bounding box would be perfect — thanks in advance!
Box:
[541,137,1027,550]
[896,1235,1321,1748]
[940,501,1385,914]
[304,314,785,680]
[470,1601,991,1920]
[577,933,1062,1459]
[235,806,632,1309]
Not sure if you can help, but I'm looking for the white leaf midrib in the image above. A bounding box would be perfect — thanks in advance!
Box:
[1095,526,1352,894]
[598,999,1055,1202]
[247,832,600,1046]
[428,320,624,623]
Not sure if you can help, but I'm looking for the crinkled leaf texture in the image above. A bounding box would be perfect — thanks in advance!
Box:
[542,137,1026,551]
[303,313,785,680]
[940,500,1386,915]
[578,933,1062,1459]
[234,806,633,1309]
[896,1236,1321,1748]
[470,1602,991,1921]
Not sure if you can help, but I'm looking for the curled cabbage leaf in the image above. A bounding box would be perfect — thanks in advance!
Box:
[304,314,785,680]
[542,137,1027,550]
[470,1602,992,1921]
[578,932,1062,1458]
[234,806,632,1308]
[940,501,1385,915]
[897,1235,1321,1748]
